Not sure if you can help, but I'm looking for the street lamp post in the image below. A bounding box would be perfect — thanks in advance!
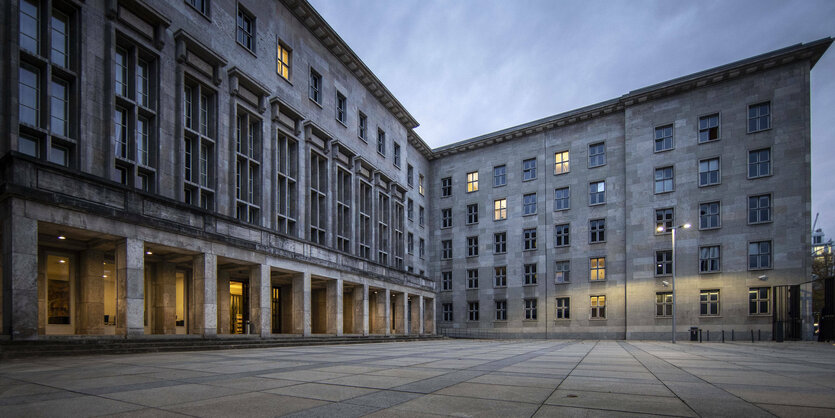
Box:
[658,223,691,343]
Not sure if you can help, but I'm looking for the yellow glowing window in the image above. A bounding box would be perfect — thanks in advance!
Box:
[277,43,291,80]
[590,257,606,281]
[555,150,569,174]
[494,198,507,220]
[590,295,606,318]
[419,174,425,195]
[467,171,478,192]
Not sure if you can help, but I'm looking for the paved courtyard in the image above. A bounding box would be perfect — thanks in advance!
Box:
[1,340,834,417]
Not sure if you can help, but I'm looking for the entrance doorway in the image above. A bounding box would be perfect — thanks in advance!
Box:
[271,286,282,334]
[175,271,189,334]
[774,285,802,341]
[45,253,74,335]
[229,280,248,334]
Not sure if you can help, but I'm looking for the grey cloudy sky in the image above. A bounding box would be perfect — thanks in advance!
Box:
[309,0,835,235]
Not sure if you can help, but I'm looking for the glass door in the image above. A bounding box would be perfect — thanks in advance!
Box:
[175,271,188,334]
[45,254,74,335]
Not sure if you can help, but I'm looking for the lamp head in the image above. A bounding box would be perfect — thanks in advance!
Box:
[656,226,665,233]
[683,223,692,229]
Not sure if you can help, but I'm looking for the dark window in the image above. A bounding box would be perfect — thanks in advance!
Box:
[441,208,452,228]
[494,266,507,287]
[555,261,570,283]
[748,241,772,270]
[748,194,772,224]
[700,290,719,316]
[496,300,507,320]
[654,125,673,152]
[441,176,451,197]
[749,287,770,315]
[467,236,479,257]
[556,297,570,319]
[358,112,367,140]
[441,239,452,259]
[467,269,478,289]
[656,292,672,317]
[699,245,720,273]
[467,204,479,224]
[656,250,672,276]
[589,142,606,167]
[336,92,346,123]
[656,208,673,233]
[468,302,479,321]
[441,271,452,291]
[700,202,720,229]
[236,6,255,51]
[699,114,719,142]
[524,299,537,320]
[523,228,537,250]
[749,148,771,178]
[699,158,720,186]
[494,232,507,254]
[523,193,537,215]
[377,129,386,156]
[655,166,674,193]
[309,68,321,104]
[555,224,570,247]
[555,187,570,210]
[494,165,506,187]
[748,102,771,133]
[524,264,537,285]
[523,158,537,181]
[443,303,453,321]
[589,219,605,243]
[393,143,401,167]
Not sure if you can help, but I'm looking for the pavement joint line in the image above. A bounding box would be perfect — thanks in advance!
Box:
[530,340,597,417]
[622,341,778,417]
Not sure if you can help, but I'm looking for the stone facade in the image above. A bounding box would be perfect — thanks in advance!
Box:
[0,0,830,341]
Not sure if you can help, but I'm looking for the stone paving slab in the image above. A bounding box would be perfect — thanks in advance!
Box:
[1,340,834,417]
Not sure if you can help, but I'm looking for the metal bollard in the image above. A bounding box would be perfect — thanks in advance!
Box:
[732,330,734,341]
[722,330,725,343]
[707,330,710,341]
[699,329,702,343]
[758,329,761,341]
[751,329,755,343]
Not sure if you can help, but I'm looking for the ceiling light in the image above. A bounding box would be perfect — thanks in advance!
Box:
[58,259,66,264]
[145,251,153,255]
[57,235,66,240]
[102,275,108,278]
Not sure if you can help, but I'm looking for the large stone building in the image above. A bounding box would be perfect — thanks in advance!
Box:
[0,0,830,341]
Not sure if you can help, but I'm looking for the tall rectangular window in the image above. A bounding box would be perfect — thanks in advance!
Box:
[555,261,570,283]
[655,166,674,193]
[556,297,570,319]
[699,158,720,186]
[467,236,479,257]
[494,266,507,287]
[748,102,771,133]
[749,287,770,315]
[590,257,606,281]
[20,0,39,53]
[115,47,128,97]
[656,292,672,317]
[522,158,537,181]
[555,187,570,210]
[357,180,372,258]
[407,198,414,221]
[358,111,367,140]
[748,241,772,270]
[377,128,386,156]
[656,208,673,233]
[441,177,452,197]
[589,181,605,205]
[19,65,40,127]
[555,150,569,174]
[419,206,425,227]
[442,271,452,291]
[393,202,404,269]
[236,6,255,51]
[524,264,537,285]
[699,245,720,273]
[749,148,771,178]
[555,224,569,247]
[393,143,401,167]
[523,193,537,215]
[494,198,507,220]
[467,204,479,224]
[51,10,69,68]
[654,125,673,152]
[699,202,720,229]
[748,194,772,224]
[589,219,605,243]
[496,300,507,321]
[336,167,352,252]
[277,42,291,80]
[699,113,719,142]
[656,250,672,276]
[114,107,128,159]
[468,302,479,321]
[467,171,479,192]
[494,232,506,254]
[408,165,414,187]
[523,228,537,251]
[275,133,298,235]
[441,239,452,259]
[443,303,453,321]
[336,92,346,124]
[137,60,149,107]
[419,238,425,259]
[589,142,606,167]
[467,269,479,289]
[494,165,506,187]
[524,299,537,320]
[309,68,321,104]
[441,208,452,228]
[309,152,328,244]
[700,290,719,316]
[50,79,69,137]
[407,232,414,255]
[235,111,261,224]
[419,174,424,195]
[590,295,606,319]
[377,192,390,264]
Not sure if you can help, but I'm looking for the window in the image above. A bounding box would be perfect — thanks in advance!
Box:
[656,250,672,276]
[555,151,569,174]
[468,302,479,321]
[523,228,537,251]
[467,236,479,257]
[310,152,328,244]
[442,303,453,321]
[419,238,425,259]
[494,165,506,187]
[494,232,507,254]
[749,287,770,315]
[589,219,605,243]
[699,158,720,186]
[524,299,538,320]
[524,264,537,285]
[407,165,415,187]
[467,269,479,289]
[357,180,372,258]
[441,239,452,259]
[50,79,69,136]
[19,135,39,157]
[523,158,537,181]
[441,208,452,228]
[494,266,507,287]
[654,125,673,152]
[656,208,673,233]
[419,206,425,227]
[699,113,719,143]
[555,187,570,210]
[51,9,69,68]
[700,290,719,316]
[393,143,401,167]
[494,198,507,220]
[590,257,606,281]
[441,177,452,197]
[699,202,720,229]
[466,204,479,224]
[748,102,771,133]
[589,142,606,167]
[419,174,424,195]
[654,167,674,193]
[358,112,367,141]
[377,128,386,156]
[555,224,570,247]
[590,295,606,319]
[555,261,570,283]
[467,171,479,192]
[20,0,39,54]
[748,241,772,270]
[186,0,209,16]
[393,202,404,268]
[236,5,255,51]
[407,198,414,221]
[442,271,452,291]
[748,194,772,224]
[523,193,537,215]
[556,297,570,319]
[336,92,346,124]
[496,300,507,321]
[376,192,390,264]
[589,181,605,205]
[275,133,298,235]
[19,65,39,127]
[656,292,673,317]
[699,245,720,273]
[308,68,321,104]
[234,110,262,224]
[407,232,414,254]
[749,148,771,178]
[276,42,291,80]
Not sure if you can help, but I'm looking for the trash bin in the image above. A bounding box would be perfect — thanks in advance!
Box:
[690,327,699,341]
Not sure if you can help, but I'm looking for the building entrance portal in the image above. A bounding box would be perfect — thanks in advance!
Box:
[229,281,248,334]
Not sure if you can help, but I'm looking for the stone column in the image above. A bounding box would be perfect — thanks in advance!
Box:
[116,238,144,337]
[152,262,176,334]
[78,249,104,335]
[418,295,425,335]
[192,252,217,337]
[384,288,391,336]
[217,270,230,334]
[353,283,366,335]
[252,264,270,337]
[394,292,406,335]
[2,208,38,339]
[326,278,342,335]
[293,272,311,336]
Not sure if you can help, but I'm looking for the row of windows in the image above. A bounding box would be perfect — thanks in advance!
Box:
[441,287,770,322]
[654,103,771,152]
[653,150,771,194]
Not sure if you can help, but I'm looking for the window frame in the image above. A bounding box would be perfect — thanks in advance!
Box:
[699,245,721,274]
[494,266,507,288]
[440,208,452,229]
[555,297,570,319]
[524,263,537,285]
[749,287,770,316]
[235,3,256,53]
[589,181,605,206]
[590,295,606,319]
[494,232,507,254]
[493,165,507,187]
[588,142,606,168]
[654,124,674,153]
[698,112,720,143]
[656,292,673,317]
[467,203,479,224]
[467,268,479,289]
[555,260,570,284]
[523,228,537,251]
[748,147,772,179]
[335,91,347,125]
[699,201,721,230]
[654,166,674,194]
[655,208,674,235]
[442,303,453,322]
[554,150,569,175]
[589,218,605,244]
[494,198,507,221]
[466,171,479,193]
[276,40,291,81]
[466,236,479,258]
[522,158,537,181]
[748,193,772,225]
[441,271,452,291]
[441,176,452,197]
[308,67,322,105]
[524,298,538,320]
[522,193,537,216]
[748,240,772,270]
[495,300,507,321]
[554,186,570,211]
[747,101,771,133]
[700,289,720,317]
[468,302,479,321]
[589,257,606,281]
[554,223,570,247]
[655,250,672,276]
[698,157,721,187]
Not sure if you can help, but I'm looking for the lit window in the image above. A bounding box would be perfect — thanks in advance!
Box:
[555,150,569,174]
[467,171,478,192]
[277,42,291,80]
[494,198,507,220]
[590,257,605,281]
[590,295,606,319]
[419,174,424,195]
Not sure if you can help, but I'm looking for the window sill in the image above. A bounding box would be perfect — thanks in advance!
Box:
[699,271,721,275]
[494,218,507,222]
[589,202,606,207]
[589,318,607,321]
[654,190,674,195]
[555,245,569,249]
[554,171,570,176]
[466,222,479,226]
[748,221,773,226]
[748,313,772,317]
[336,118,348,128]
[654,148,674,154]
[185,3,212,22]
[748,267,773,272]
[590,241,605,245]
[523,248,538,252]
[440,195,451,199]
[358,135,367,143]
[589,280,607,283]
[747,127,772,134]
[523,213,537,217]
[523,283,538,287]
[494,184,507,188]
[699,315,723,319]
[523,319,538,322]
[555,281,570,285]
[748,174,773,180]
[554,208,570,212]
[698,138,720,144]
[699,226,721,231]
[309,97,323,109]
[236,42,258,59]
[522,178,537,182]
[588,164,607,169]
